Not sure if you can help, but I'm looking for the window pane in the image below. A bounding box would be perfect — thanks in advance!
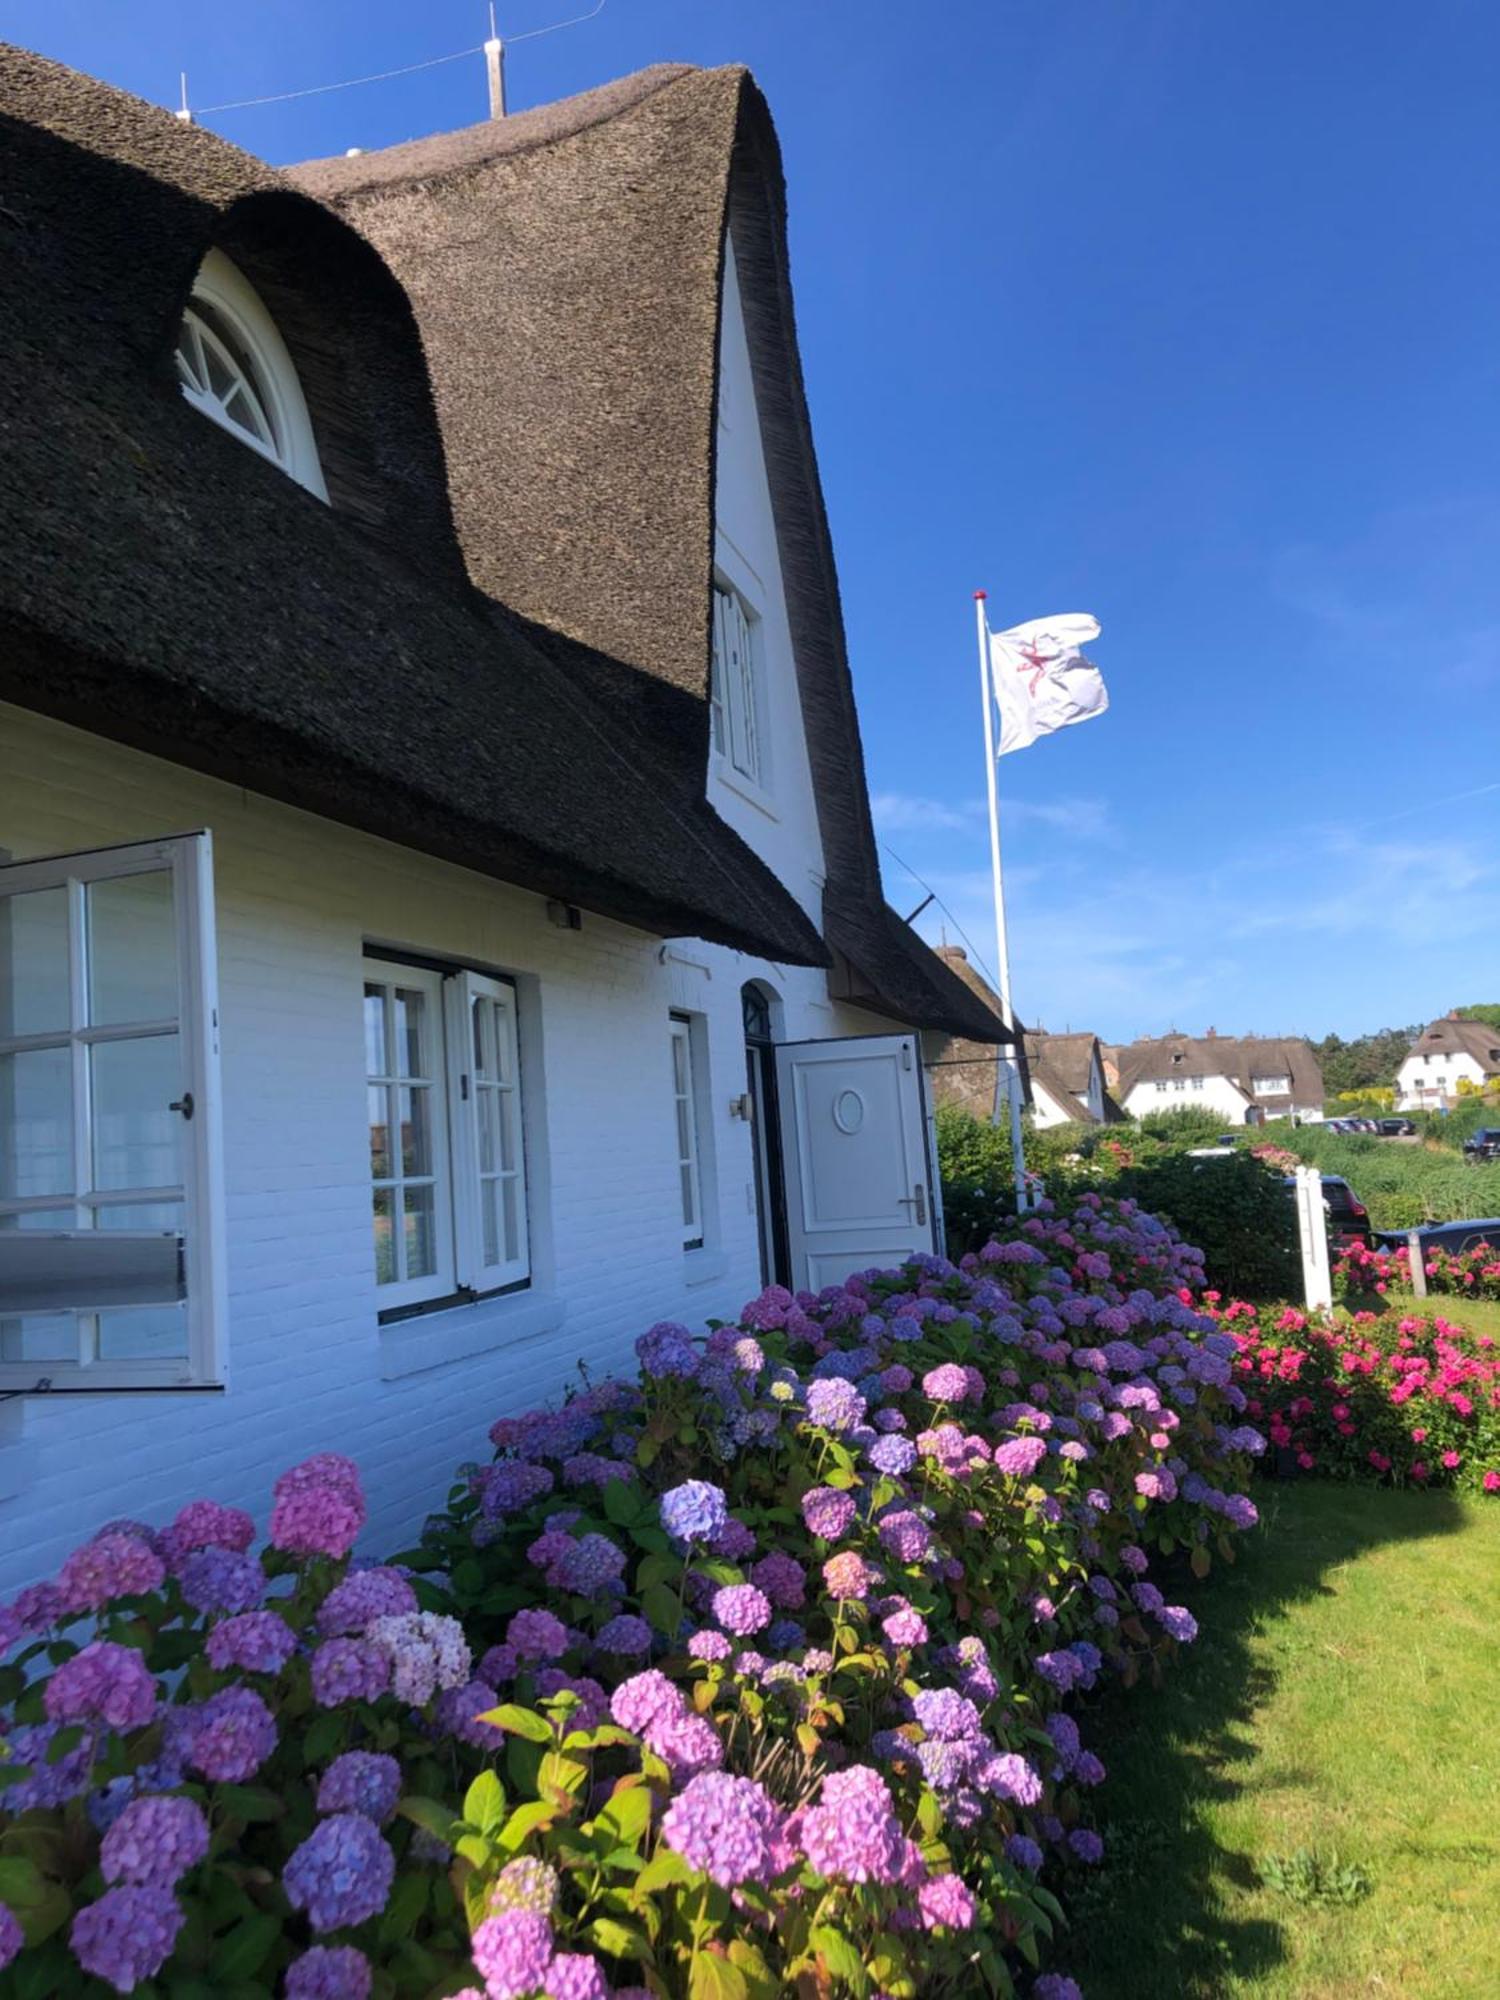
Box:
[0,1208,74,1231]
[94,1200,183,1233]
[398,1086,431,1177]
[97,1304,189,1363]
[675,1096,693,1162]
[372,1187,395,1285]
[477,1092,500,1176]
[680,1163,697,1229]
[368,1086,391,1180]
[90,1034,181,1191]
[364,987,388,1077]
[498,1095,519,1175]
[393,989,427,1078]
[86,872,177,1026]
[0,887,70,1037]
[501,1179,520,1265]
[0,1314,77,1364]
[0,1047,73,1199]
[481,1181,500,1267]
[672,1032,690,1096]
[403,1185,437,1280]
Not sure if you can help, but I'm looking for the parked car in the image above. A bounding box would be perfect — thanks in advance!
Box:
[1377,1218,1500,1257]
[1463,1127,1500,1162]
[1283,1173,1374,1248]
[1376,1118,1416,1137]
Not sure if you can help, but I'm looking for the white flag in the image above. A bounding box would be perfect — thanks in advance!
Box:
[988,613,1108,756]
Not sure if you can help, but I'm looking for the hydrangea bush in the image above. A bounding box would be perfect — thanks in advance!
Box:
[1335,1235,1500,1305]
[0,1194,1262,1998]
[1206,1296,1500,1492]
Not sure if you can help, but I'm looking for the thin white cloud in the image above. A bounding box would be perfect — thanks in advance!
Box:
[871,792,1112,840]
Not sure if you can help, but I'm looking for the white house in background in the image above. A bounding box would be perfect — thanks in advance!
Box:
[0,49,1009,1592]
[1024,1031,1113,1129]
[1106,1033,1324,1124]
[1395,1015,1500,1110]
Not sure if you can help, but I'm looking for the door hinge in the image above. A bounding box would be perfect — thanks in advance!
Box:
[901,1042,913,1070]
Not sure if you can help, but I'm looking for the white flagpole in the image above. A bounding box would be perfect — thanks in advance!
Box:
[974,591,1029,1212]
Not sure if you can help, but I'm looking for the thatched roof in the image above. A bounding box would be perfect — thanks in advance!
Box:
[294,66,1005,1040]
[1404,1017,1500,1077]
[1110,1034,1324,1111]
[0,45,1011,1031]
[0,45,822,961]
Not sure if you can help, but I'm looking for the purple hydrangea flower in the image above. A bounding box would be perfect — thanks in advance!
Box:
[800,1487,856,1540]
[285,1945,372,2000]
[995,1436,1049,1479]
[917,1872,977,1930]
[315,1567,418,1636]
[687,1629,733,1662]
[805,1378,867,1434]
[711,1585,771,1637]
[913,1688,983,1741]
[868,1433,917,1477]
[177,1548,265,1616]
[1007,1833,1044,1871]
[316,1751,402,1822]
[58,1532,166,1612]
[478,1462,555,1520]
[70,1885,184,1993]
[205,1610,298,1675]
[544,1954,609,2000]
[310,1637,390,1707]
[283,1814,394,1933]
[435,1679,505,1750]
[553,1534,626,1596]
[979,1752,1043,1806]
[506,1608,569,1662]
[659,1481,729,1546]
[595,1614,653,1656]
[922,1364,971,1404]
[800,1765,905,1884]
[99,1795,208,1887]
[1160,1604,1198,1643]
[187,1686,277,1782]
[471,1910,554,1999]
[877,1510,933,1563]
[1068,1828,1104,1863]
[635,1322,700,1379]
[0,1903,21,1972]
[661,1771,783,1887]
[610,1669,683,1736]
[45,1641,157,1733]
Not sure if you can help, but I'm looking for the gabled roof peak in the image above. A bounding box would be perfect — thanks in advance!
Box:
[292,62,720,199]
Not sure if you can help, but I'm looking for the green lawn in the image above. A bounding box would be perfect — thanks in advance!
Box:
[1349,1288,1500,1343]
[1065,1480,1500,1998]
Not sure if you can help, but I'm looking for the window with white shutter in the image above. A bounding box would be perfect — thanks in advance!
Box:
[0,834,225,1389]
[364,957,530,1317]
[710,581,765,790]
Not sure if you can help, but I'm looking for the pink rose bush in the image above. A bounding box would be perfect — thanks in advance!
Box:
[1207,1295,1500,1490]
[0,1193,1259,1996]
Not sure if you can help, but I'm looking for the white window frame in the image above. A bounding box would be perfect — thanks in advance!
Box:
[1251,1076,1290,1096]
[669,1013,705,1251]
[710,580,765,792]
[177,249,328,502]
[365,957,530,1317]
[0,833,225,1391]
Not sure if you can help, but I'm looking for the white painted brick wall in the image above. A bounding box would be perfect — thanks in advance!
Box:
[0,705,885,1593]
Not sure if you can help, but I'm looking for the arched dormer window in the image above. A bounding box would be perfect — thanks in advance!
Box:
[175,248,328,500]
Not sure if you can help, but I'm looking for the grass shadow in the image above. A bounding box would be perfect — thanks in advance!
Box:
[1057,1477,1470,1998]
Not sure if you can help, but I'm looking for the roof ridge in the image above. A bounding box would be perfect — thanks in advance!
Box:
[290,62,741,199]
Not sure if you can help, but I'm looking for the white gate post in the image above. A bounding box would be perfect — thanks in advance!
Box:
[1295,1164,1332,1311]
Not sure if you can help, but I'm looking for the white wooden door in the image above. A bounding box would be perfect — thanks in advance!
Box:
[773,1034,935,1290]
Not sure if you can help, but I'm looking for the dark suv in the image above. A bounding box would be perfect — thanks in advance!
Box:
[1283,1173,1374,1248]
[1464,1127,1500,1162]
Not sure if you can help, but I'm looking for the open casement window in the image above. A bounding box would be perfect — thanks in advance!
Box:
[364,960,529,1317]
[0,834,225,1390]
[669,1014,704,1250]
[709,582,764,789]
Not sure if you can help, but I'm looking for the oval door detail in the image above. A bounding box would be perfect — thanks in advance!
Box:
[832,1087,866,1135]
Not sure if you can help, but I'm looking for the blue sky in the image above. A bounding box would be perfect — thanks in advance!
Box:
[12,0,1499,1040]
